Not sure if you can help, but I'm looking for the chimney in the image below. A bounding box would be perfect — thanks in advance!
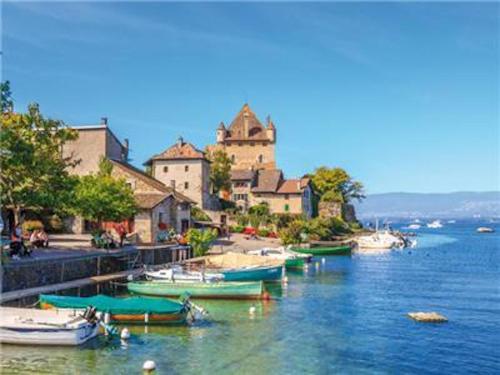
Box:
[100,117,108,126]
[177,136,184,147]
[124,138,129,150]
[170,180,176,191]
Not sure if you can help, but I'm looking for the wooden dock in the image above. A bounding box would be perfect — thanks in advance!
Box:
[0,268,143,304]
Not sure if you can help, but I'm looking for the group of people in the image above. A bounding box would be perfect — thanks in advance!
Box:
[8,224,49,258]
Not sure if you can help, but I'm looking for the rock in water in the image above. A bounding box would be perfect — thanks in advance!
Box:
[408,312,448,323]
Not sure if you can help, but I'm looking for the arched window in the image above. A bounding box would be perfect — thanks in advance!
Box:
[258,155,263,163]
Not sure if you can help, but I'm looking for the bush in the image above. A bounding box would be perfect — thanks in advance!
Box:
[348,221,362,231]
[229,225,244,233]
[186,228,218,257]
[234,213,248,227]
[257,228,271,237]
[248,202,270,216]
[279,219,307,245]
[305,217,332,241]
[22,220,44,233]
[272,213,301,230]
[191,207,212,222]
[248,214,261,229]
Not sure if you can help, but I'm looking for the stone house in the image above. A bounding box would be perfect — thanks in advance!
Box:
[62,118,129,175]
[144,137,218,210]
[109,160,193,243]
[62,120,193,243]
[230,169,314,218]
[209,104,314,217]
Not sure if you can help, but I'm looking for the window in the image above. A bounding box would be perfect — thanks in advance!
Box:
[285,194,290,200]
[184,182,189,190]
[185,165,189,172]
[170,180,176,189]
[284,204,290,212]
[231,155,235,163]
[163,166,169,173]
[258,155,263,163]
[233,194,248,201]
[238,143,243,147]
[159,212,165,224]
[263,142,268,147]
[250,142,255,147]
[235,182,247,188]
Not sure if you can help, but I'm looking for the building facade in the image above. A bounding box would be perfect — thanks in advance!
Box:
[210,104,314,218]
[62,120,193,243]
[145,137,217,210]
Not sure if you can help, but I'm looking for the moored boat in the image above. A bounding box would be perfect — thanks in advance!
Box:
[39,294,190,325]
[145,266,224,282]
[290,245,352,256]
[427,220,443,228]
[355,231,404,250]
[0,307,99,346]
[128,280,266,299]
[247,247,310,269]
[477,227,495,233]
[187,252,285,281]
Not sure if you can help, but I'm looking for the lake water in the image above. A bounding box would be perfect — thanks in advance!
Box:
[1,220,499,374]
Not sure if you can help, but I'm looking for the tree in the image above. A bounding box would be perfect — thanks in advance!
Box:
[1,81,13,113]
[73,158,137,226]
[278,219,306,245]
[207,149,232,194]
[0,99,79,225]
[186,228,218,257]
[311,167,365,203]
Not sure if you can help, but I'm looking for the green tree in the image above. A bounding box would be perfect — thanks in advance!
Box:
[186,228,218,257]
[0,100,79,225]
[248,202,270,216]
[73,158,137,226]
[1,81,13,113]
[207,149,232,194]
[311,167,365,203]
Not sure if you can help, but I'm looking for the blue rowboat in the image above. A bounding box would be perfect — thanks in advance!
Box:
[222,265,283,282]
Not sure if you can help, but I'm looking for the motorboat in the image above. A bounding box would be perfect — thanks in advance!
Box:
[355,231,405,250]
[145,266,223,283]
[407,224,421,230]
[427,220,443,229]
[477,227,495,233]
[0,307,99,346]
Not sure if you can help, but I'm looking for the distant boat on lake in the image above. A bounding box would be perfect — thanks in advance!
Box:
[427,220,443,229]
[477,227,494,233]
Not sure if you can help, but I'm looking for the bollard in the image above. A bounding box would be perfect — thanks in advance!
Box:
[120,328,130,340]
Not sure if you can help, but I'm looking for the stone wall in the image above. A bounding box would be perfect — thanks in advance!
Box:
[224,141,276,170]
[318,201,357,222]
[250,193,304,215]
[1,249,137,293]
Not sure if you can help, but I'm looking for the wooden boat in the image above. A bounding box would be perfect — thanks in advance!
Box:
[186,252,284,281]
[247,248,310,269]
[222,264,283,281]
[291,245,352,256]
[39,294,189,325]
[0,307,99,346]
[128,280,266,300]
[145,265,224,282]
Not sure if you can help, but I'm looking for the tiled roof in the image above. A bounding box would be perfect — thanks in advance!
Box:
[134,193,171,209]
[224,104,270,141]
[109,159,195,204]
[146,138,206,164]
[230,169,255,181]
[251,169,283,193]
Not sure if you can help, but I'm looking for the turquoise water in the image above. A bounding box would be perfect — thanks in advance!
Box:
[1,220,499,374]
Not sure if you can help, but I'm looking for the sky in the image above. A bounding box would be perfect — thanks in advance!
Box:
[2,1,499,194]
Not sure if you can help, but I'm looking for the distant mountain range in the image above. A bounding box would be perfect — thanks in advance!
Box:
[354,191,500,219]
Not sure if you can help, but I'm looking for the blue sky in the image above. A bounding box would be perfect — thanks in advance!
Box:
[3,1,499,194]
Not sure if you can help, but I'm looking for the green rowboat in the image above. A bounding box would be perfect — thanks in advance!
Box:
[128,280,265,300]
[284,257,306,269]
[291,245,352,256]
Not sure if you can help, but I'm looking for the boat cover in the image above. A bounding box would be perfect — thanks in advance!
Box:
[202,252,283,269]
[40,294,184,315]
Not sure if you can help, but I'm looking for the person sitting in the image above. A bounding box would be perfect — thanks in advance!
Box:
[10,224,29,257]
[29,229,49,248]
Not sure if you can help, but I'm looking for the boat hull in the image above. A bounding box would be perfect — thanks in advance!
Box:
[222,265,283,281]
[127,281,265,300]
[284,258,305,269]
[291,245,352,256]
[0,324,98,346]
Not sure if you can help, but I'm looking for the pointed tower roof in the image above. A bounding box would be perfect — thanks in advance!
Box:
[225,104,271,141]
[217,121,226,130]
